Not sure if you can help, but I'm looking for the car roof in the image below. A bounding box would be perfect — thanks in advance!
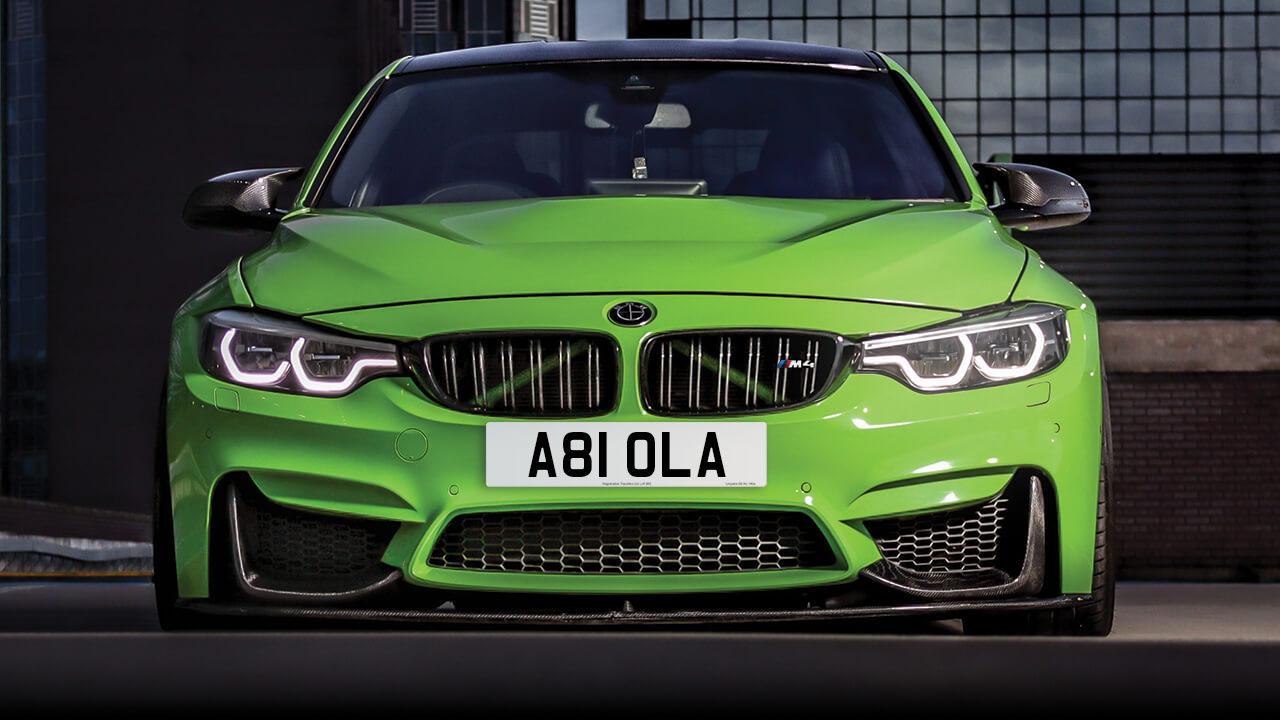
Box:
[394,39,885,76]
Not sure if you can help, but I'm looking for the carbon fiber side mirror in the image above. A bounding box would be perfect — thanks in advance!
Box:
[183,167,303,232]
[974,162,1091,231]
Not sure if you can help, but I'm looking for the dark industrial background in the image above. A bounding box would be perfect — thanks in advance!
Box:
[42,1,370,513]
[1,0,567,524]
[1,0,1277,580]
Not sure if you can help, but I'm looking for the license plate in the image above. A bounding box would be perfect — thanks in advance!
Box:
[486,422,766,488]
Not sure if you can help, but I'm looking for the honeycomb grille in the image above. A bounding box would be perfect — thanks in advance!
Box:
[428,509,836,574]
[865,495,1010,576]
[236,483,398,581]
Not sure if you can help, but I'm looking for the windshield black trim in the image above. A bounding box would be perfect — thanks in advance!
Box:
[395,56,885,78]
[392,39,883,75]
[301,74,390,208]
[879,53,973,204]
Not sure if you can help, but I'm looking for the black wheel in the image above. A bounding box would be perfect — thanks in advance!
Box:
[153,389,209,631]
[965,371,1116,636]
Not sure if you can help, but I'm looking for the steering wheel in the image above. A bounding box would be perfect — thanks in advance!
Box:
[420,181,536,204]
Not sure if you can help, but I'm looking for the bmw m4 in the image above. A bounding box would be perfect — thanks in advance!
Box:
[156,39,1112,635]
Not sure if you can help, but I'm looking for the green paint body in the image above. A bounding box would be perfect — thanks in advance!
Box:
[165,57,1102,599]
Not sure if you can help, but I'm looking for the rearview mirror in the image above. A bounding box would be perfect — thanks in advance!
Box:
[584,102,691,129]
[182,167,304,232]
[973,162,1090,231]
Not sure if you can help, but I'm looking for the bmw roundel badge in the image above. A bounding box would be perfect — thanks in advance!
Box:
[608,301,655,327]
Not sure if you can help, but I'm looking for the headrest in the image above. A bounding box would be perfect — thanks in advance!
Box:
[754,132,854,199]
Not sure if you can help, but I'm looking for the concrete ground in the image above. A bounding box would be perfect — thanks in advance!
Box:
[0,581,1276,712]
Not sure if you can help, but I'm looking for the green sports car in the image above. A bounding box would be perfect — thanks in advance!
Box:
[156,39,1112,634]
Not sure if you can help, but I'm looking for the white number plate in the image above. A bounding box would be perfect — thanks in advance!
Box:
[486,422,767,488]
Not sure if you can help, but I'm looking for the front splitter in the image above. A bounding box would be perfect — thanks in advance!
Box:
[179,595,1089,626]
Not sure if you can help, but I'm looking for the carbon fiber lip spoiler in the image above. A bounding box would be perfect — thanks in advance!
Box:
[178,594,1089,626]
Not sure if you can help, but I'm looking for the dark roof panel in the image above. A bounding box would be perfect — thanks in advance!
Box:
[395,39,883,76]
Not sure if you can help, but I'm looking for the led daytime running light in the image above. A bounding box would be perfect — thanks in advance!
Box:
[857,305,1066,392]
[972,322,1046,380]
[290,337,399,394]
[219,329,291,385]
[862,333,974,389]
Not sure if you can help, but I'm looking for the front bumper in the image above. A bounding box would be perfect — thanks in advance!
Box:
[165,293,1103,601]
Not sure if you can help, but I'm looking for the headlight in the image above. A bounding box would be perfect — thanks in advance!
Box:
[856,304,1068,392]
[202,310,401,396]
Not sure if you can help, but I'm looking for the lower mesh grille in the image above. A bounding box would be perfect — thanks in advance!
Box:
[233,480,398,586]
[428,509,836,574]
[865,492,1013,576]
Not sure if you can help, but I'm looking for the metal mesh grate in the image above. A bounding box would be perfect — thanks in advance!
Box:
[865,495,1010,576]
[421,333,617,416]
[236,485,398,581]
[643,331,842,415]
[428,509,836,574]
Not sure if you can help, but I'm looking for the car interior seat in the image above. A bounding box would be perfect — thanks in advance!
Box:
[434,140,562,198]
[725,132,854,199]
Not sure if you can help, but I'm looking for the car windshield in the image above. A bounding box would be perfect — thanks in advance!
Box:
[317,62,961,207]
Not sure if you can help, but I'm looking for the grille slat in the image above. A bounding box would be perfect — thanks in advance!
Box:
[565,339,574,411]
[644,331,841,415]
[696,338,706,407]
[429,509,836,574]
[422,333,617,416]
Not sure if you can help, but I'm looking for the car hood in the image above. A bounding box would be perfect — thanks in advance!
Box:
[242,197,1026,316]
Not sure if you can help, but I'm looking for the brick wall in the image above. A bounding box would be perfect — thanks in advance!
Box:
[1109,372,1280,577]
